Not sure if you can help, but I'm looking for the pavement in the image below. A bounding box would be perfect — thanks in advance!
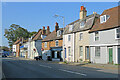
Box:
[62,62,118,70]
[1,57,118,79]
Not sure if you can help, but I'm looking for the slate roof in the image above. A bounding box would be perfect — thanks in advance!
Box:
[89,6,120,32]
[32,29,48,41]
[64,13,99,34]
[42,28,63,42]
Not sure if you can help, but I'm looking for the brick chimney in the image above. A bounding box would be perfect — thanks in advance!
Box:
[42,26,46,35]
[80,6,87,20]
[46,26,50,35]
[55,22,59,32]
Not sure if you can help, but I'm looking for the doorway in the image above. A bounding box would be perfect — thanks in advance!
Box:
[109,47,113,64]
[85,46,90,61]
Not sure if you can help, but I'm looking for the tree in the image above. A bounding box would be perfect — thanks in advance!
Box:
[4,24,31,48]
[29,31,37,38]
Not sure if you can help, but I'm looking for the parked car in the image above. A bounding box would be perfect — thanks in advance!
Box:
[2,53,7,57]
[34,56,42,61]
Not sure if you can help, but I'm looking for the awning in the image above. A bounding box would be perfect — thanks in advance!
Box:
[51,47,62,51]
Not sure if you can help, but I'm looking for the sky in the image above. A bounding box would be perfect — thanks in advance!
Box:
[1,2,118,47]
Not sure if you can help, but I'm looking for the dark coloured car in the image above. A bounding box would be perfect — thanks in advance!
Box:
[34,56,42,61]
[2,54,7,57]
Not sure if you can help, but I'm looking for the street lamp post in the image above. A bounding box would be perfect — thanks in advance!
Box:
[54,14,65,61]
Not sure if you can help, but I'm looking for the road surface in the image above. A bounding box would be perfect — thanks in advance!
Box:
[2,57,118,79]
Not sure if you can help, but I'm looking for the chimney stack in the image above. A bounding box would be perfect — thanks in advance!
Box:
[46,26,50,35]
[43,26,45,30]
[55,22,59,32]
[80,6,87,20]
[42,26,46,35]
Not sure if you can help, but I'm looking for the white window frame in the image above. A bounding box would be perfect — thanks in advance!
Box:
[79,46,83,57]
[79,33,83,40]
[100,15,110,24]
[68,35,71,41]
[100,15,106,23]
[95,46,100,57]
[69,25,73,32]
[44,42,47,48]
[94,31,99,41]
[68,47,71,56]
[115,27,120,39]
[57,30,61,37]
[55,40,59,47]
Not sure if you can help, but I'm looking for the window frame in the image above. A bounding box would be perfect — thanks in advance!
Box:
[79,33,83,40]
[68,35,71,41]
[100,15,110,24]
[44,42,47,48]
[57,30,61,37]
[68,47,71,56]
[95,46,100,57]
[100,15,106,23]
[79,46,83,57]
[115,27,120,39]
[94,31,99,41]
[55,40,59,47]
[69,25,73,32]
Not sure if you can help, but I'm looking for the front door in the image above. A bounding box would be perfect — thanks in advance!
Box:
[86,46,90,61]
[65,48,66,58]
[118,48,120,64]
[109,48,113,64]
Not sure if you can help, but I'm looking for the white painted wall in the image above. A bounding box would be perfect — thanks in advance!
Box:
[30,40,42,59]
[90,28,119,64]
[63,33,74,62]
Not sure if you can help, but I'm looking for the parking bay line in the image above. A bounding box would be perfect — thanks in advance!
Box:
[58,69,87,76]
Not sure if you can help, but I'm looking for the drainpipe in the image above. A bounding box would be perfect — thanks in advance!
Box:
[73,33,75,62]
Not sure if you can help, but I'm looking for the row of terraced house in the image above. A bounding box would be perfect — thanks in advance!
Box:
[12,6,120,64]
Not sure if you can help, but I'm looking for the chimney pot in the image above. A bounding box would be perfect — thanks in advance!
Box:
[56,22,58,26]
[47,26,49,30]
[43,26,45,30]
[55,22,59,32]
[80,6,84,11]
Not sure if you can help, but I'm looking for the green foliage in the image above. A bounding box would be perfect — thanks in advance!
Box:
[64,60,68,64]
[29,31,37,37]
[4,24,37,48]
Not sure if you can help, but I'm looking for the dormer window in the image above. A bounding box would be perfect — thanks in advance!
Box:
[57,30,61,37]
[41,35,46,39]
[100,15,110,23]
[80,21,85,28]
[69,25,73,31]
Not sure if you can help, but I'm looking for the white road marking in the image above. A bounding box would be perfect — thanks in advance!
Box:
[2,72,6,80]
[39,64,52,68]
[97,70,103,71]
[58,69,87,76]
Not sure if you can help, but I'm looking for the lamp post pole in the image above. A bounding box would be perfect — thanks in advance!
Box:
[54,15,65,61]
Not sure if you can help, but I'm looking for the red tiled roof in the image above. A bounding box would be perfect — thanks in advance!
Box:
[89,6,120,32]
